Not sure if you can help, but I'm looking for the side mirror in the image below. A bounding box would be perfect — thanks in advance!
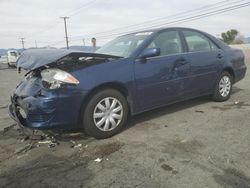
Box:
[139,48,160,59]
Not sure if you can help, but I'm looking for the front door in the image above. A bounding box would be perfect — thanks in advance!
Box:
[134,30,190,112]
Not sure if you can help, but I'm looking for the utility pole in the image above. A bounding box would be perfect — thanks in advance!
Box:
[20,37,25,50]
[60,16,70,49]
[82,38,85,46]
[91,37,96,48]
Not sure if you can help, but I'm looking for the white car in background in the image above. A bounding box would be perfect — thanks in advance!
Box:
[7,50,19,67]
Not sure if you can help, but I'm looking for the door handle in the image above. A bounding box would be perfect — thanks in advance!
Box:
[217,53,223,59]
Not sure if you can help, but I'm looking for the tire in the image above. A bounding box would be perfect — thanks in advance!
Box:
[82,89,128,139]
[212,71,233,102]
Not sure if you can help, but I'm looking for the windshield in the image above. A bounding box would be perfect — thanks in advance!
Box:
[96,32,153,58]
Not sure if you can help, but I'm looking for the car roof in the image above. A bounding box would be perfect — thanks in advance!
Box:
[121,27,201,36]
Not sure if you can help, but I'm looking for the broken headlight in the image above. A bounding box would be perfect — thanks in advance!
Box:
[41,68,79,89]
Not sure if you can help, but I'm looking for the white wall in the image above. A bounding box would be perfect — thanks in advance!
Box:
[230,44,250,60]
[0,56,8,64]
[230,44,250,50]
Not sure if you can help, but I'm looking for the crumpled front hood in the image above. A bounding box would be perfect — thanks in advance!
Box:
[17,49,121,70]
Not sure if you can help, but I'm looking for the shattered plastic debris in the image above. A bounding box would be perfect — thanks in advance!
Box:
[38,140,59,148]
[3,124,17,134]
[195,110,204,113]
[234,101,239,105]
[161,164,173,171]
[14,144,34,154]
[70,140,76,145]
[70,140,82,149]
[16,153,29,159]
[94,158,102,163]
[180,139,188,143]
[73,144,82,148]
[17,136,30,143]
[0,104,8,109]
[48,142,58,148]
[38,140,52,144]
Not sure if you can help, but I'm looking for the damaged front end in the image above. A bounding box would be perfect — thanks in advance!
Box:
[9,49,121,130]
[9,70,64,129]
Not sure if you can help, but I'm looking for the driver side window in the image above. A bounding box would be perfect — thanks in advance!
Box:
[147,31,183,56]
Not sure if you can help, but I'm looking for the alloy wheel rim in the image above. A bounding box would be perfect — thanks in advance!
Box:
[219,76,231,97]
[93,97,123,132]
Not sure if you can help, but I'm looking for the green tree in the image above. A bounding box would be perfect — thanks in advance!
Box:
[221,29,239,44]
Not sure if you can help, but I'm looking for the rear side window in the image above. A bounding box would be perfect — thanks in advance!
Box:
[147,31,183,56]
[183,30,219,52]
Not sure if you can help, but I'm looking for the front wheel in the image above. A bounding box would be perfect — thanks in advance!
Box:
[82,89,128,139]
[212,72,233,102]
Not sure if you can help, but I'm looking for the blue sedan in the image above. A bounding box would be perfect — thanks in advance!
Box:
[9,27,247,138]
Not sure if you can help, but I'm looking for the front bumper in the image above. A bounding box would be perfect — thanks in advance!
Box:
[9,88,86,130]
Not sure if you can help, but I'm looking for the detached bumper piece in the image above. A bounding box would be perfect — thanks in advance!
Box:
[8,100,26,128]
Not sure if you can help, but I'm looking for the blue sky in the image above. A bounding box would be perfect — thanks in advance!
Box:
[0,0,249,48]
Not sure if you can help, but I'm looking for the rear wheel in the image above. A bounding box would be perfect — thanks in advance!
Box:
[212,71,233,102]
[82,89,128,139]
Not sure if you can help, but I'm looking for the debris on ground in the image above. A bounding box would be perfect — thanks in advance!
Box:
[70,142,83,150]
[195,110,204,113]
[68,133,84,137]
[94,158,102,163]
[0,104,8,109]
[38,138,59,148]
[16,127,46,141]
[70,140,76,145]
[180,139,187,143]
[3,123,17,134]
[17,135,30,143]
[234,101,239,105]
[4,123,61,149]
[16,153,29,159]
[161,164,178,174]
[27,135,45,141]
[73,144,82,149]
[161,164,173,171]
[14,143,35,154]
[48,142,59,148]
[172,170,179,174]
[38,140,52,144]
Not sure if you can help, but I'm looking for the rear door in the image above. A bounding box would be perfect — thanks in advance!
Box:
[134,30,190,111]
[181,30,224,96]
